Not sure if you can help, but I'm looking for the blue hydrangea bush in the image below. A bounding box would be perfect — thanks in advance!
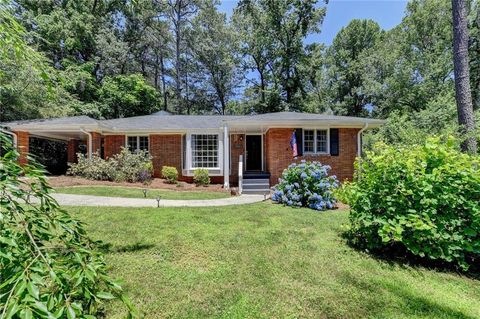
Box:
[272,160,339,210]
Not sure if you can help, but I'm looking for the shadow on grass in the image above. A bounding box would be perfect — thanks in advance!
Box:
[98,242,155,253]
[339,230,480,280]
[340,271,478,319]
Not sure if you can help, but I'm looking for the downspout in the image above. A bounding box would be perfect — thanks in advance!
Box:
[0,128,17,148]
[357,123,368,157]
[80,129,93,159]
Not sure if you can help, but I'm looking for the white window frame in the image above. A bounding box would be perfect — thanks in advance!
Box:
[302,128,330,154]
[125,135,149,153]
[189,133,220,169]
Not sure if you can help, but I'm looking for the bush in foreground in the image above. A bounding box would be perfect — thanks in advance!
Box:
[161,166,178,183]
[342,137,480,270]
[193,168,210,186]
[0,134,137,318]
[272,160,338,211]
[68,147,153,184]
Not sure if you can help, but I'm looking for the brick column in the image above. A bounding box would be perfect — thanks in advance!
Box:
[90,132,102,157]
[14,131,29,166]
[67,139,79,163]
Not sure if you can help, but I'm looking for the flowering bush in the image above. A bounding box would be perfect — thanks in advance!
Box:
[272,160,339,210]
[68,147,153,183]
[344,137,480,270]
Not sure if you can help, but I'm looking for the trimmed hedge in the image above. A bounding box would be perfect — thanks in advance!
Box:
[161,166,178,183]
[193,169,210,186]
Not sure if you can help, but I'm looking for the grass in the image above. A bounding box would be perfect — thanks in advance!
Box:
[68,203,480,319]
[55,186,230,200]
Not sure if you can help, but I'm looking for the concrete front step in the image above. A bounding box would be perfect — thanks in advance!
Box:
[243,178,270,184]
[243,183,270,190]
[242,189,271,195]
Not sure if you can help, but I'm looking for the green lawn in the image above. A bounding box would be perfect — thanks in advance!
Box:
[55,186,230,200]
[68,203,480,319]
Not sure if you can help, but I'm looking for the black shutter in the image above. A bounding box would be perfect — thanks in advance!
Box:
[295,128,303,156]
[330,128,339,156]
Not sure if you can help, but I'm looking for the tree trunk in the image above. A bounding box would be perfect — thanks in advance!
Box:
[175,3,182,111]
[160,54,168,111]
[452,0,477,153]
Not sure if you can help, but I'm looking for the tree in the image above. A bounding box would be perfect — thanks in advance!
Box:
[188,1,241,114]
[164,0,200,113]
[98,74,161,118]
[232,0,326,112]
[452,0,477,153]
[324,19,382,116]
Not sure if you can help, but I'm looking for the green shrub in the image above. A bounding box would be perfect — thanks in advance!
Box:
[344,137,480,270]
[0,133,137,317]
[193,168,210,186]
[272,160,339,210]
[162,166,178,183]
[68,147,153,183]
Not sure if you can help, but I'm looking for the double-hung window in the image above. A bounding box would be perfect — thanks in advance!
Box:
[127,136,149,153]
[303,129,329,154]
[191,134,218,168]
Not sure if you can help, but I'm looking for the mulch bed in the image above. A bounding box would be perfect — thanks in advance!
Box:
[46,176,228,193]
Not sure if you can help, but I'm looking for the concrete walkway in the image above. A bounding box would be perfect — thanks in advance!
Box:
[45,193,265,207]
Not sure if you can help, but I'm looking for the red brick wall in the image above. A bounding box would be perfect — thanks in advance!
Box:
[150,134,183,178]
[104,135,125,159]
[67,139,79,163]
[229,134,245,184]
[14,131,29,165]
[91,132,102,156]
[265,128,359,185]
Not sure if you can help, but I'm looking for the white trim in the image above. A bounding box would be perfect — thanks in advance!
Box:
[188,133,221,170]
[244,133,264,171]
[80,129,93,159]
[302,128,330,155]
[223,125,230,189]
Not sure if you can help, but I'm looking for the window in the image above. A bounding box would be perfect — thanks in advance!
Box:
[191,134,218,168]
[127,136,149,152]
[304,130,315,153]
[316,130,328,153]
[303,129,329,154]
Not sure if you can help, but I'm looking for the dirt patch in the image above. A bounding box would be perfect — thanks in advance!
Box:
[46,176,227,193]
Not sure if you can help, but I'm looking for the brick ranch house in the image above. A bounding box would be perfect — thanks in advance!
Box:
[1,112,384,193]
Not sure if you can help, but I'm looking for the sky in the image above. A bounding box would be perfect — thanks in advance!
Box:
[218,0,408,45]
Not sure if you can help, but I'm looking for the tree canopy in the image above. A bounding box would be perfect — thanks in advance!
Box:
[0,0,478,150]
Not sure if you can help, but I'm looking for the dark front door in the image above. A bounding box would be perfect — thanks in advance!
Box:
[246,135,262,171]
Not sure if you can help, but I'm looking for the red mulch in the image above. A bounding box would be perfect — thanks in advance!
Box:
[46,176,228,193]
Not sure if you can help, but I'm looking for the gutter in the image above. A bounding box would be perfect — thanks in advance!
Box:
[80,129,93,159]
[0,128,17,148]
[357,123,369,157]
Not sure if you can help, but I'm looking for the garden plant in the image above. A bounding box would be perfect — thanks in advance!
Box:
[161,166,178,184]
[193,168,210,186]
[341,137,480,270]
[272,160,339,211]
[68,147,153,184]
[0,134,137,318]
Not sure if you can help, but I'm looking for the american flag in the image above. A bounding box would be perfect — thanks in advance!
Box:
[290,131,298,158]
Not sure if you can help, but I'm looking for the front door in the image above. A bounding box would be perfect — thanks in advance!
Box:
[246,135,262,171]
